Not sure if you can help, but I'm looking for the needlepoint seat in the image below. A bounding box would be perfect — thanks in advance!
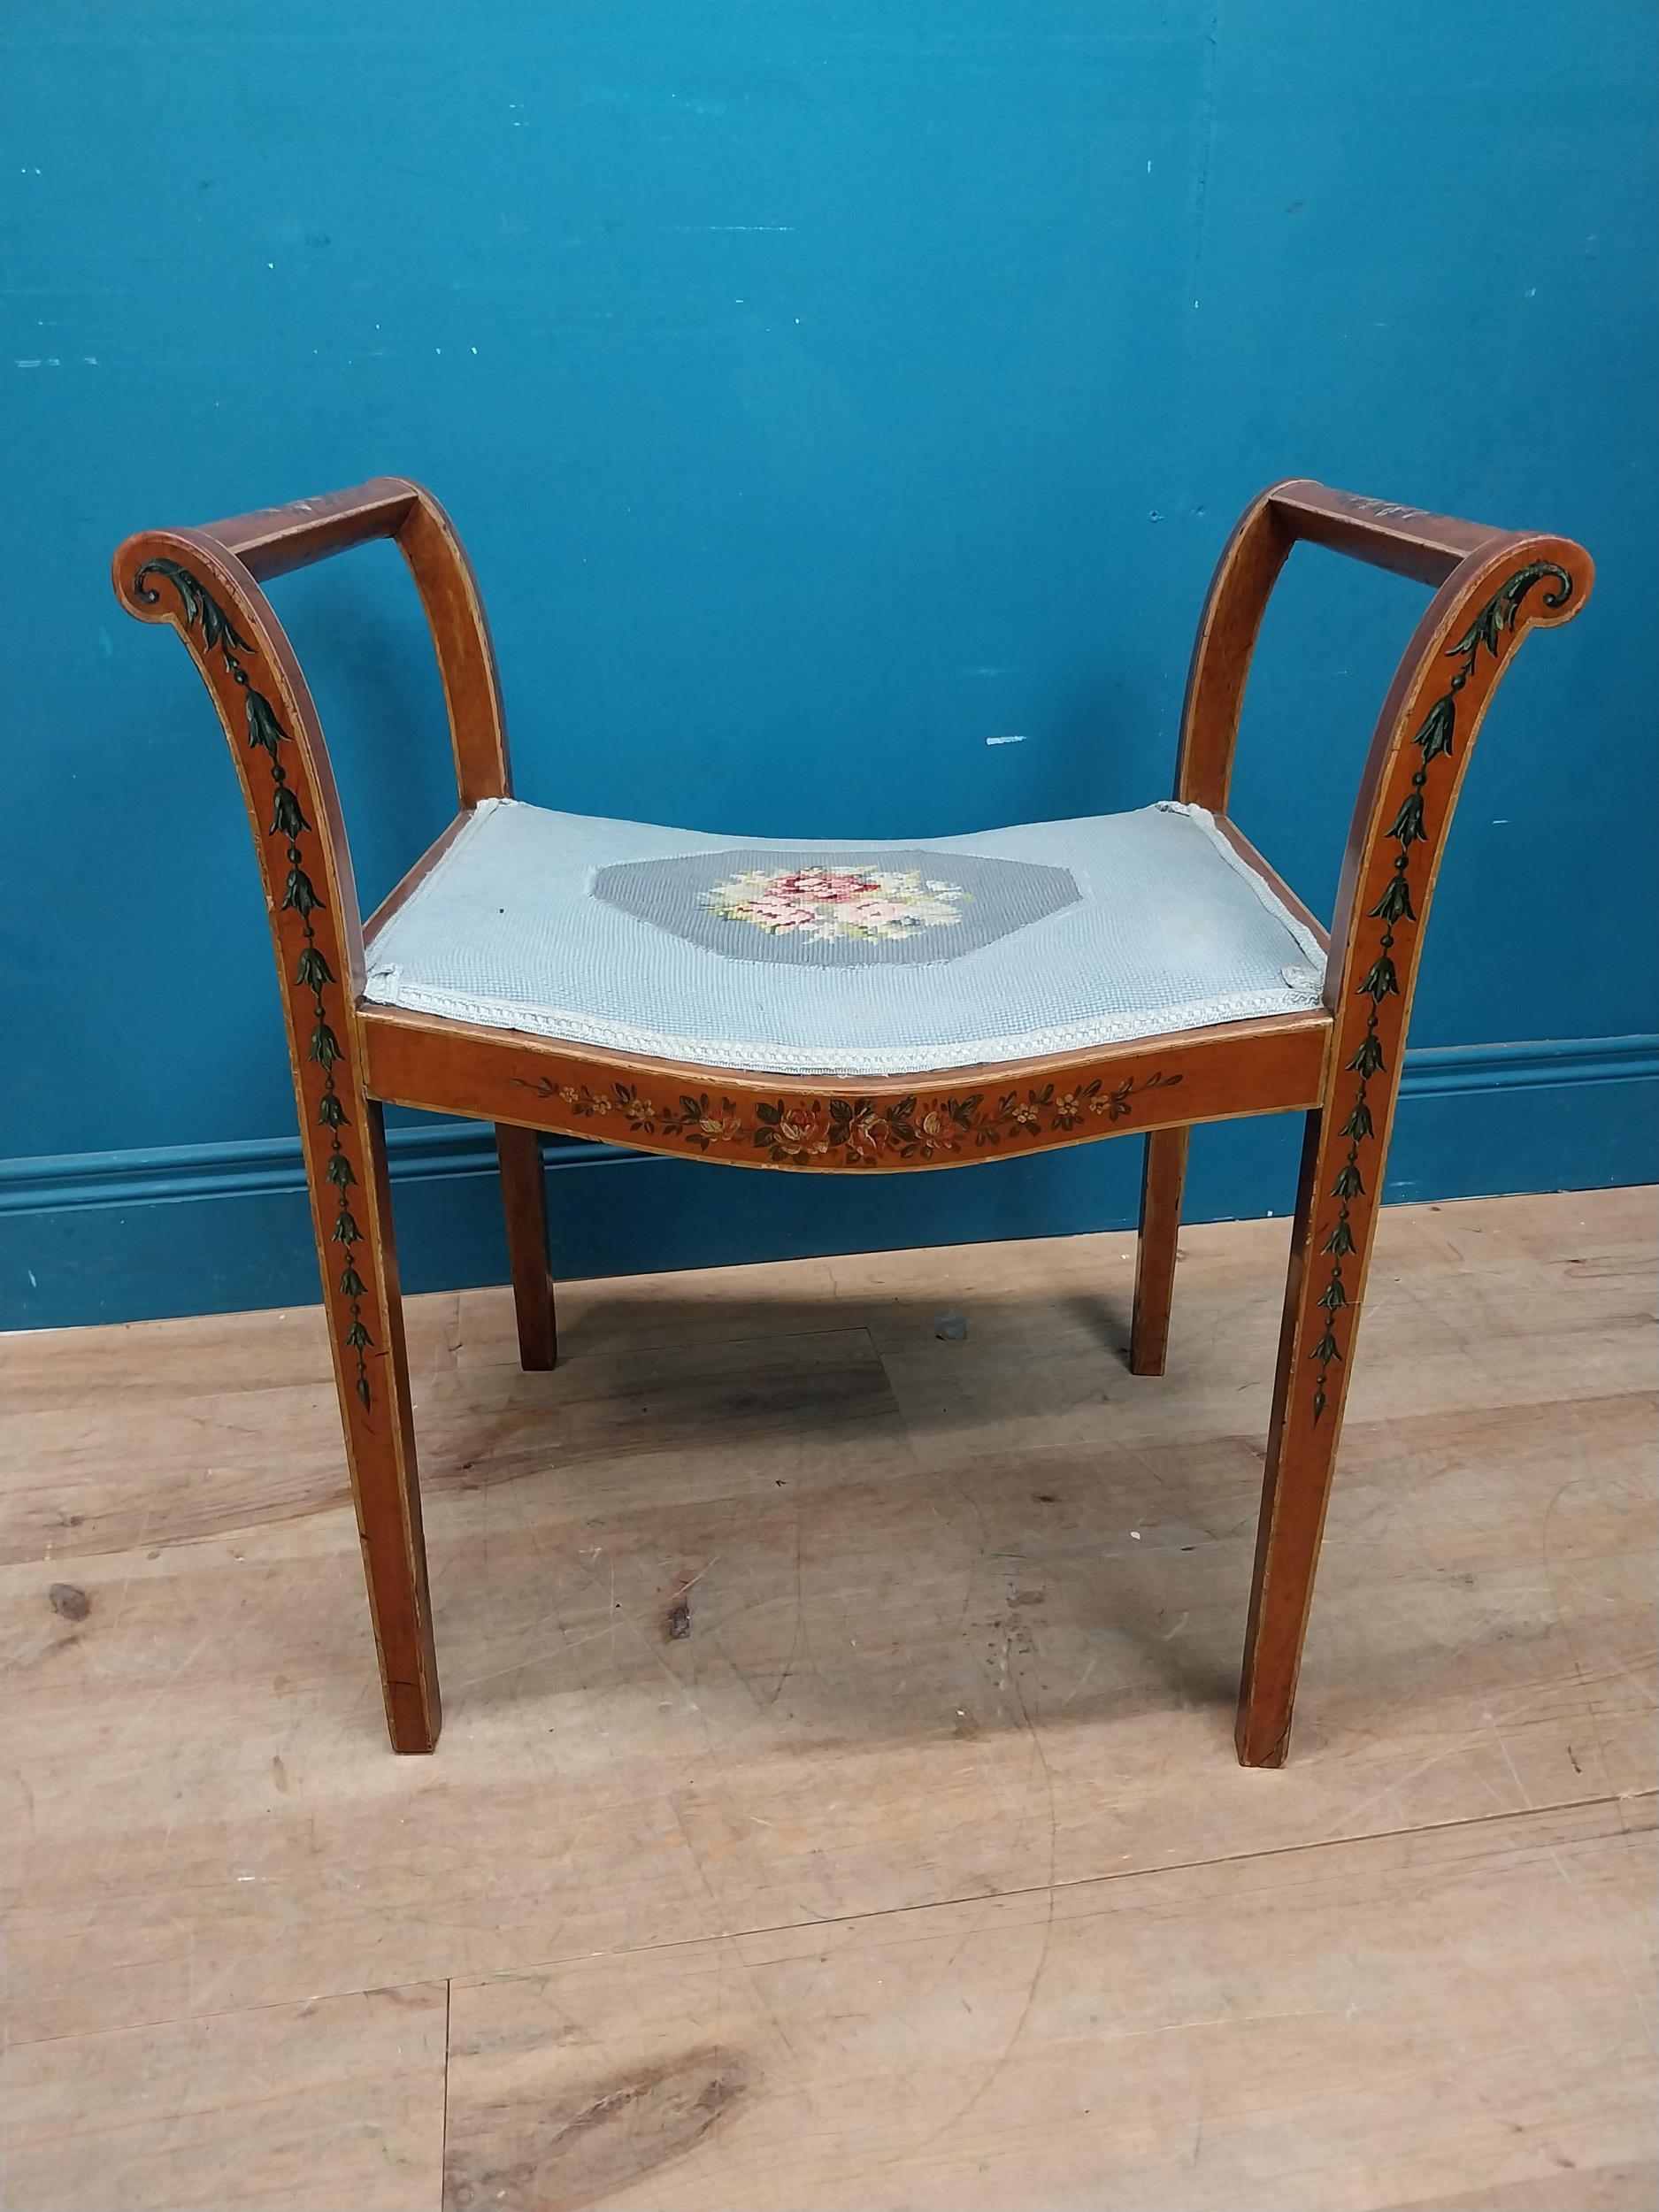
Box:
[113,474,1591,1766]
[359,795,1326,1079]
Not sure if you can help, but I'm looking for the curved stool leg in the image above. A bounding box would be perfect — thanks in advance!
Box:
[1237,1094,1385,1766]
[1232,534,1592,1766]
[1130,1126,1188,1376]
[315,1102,441,1753]
[495,1125,557,1371]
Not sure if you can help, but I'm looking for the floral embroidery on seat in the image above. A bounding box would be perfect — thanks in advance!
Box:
[592,843,1079,967]
[701,864,969,945]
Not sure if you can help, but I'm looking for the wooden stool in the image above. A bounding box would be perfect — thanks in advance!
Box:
[113,480,1591,1761]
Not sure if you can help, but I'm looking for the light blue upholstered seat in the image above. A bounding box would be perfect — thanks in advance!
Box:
[363,799,1325,1079]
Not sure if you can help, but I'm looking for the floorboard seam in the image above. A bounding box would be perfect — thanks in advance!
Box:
[439,1977,451,2212]
[488,1788,1629,1972]
[5,1793,1630,2055]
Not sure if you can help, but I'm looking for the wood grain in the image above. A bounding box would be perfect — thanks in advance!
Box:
[360,1005,1331,1173]
[442,1803,1655,2212]
[1129,1124,1188,1375]
[0,1982,447,2211]
[495,1123,557,1371]
[2,1194,1649,2044]
[2,1190,1651,2205]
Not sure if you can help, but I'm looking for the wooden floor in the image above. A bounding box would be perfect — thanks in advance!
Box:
[2,1187,1654,2212]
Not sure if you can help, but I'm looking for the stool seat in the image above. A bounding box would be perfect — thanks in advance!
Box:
[362,795,1325,1078]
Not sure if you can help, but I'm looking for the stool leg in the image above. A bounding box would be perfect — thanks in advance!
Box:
[495,1124,557,1371]
[1236,1104,1383,1766]
[309,1100,441,1753]
[1129,1126,1188,1375]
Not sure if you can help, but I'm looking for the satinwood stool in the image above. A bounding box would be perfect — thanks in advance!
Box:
[114,478,1591,1763]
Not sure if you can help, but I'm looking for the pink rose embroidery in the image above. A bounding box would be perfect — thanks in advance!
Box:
[701,864,968,944]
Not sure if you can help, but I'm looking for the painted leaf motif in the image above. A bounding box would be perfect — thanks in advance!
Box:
[270,784,311,838]
[295,946,336,990]
[1346,1034,1386,1077]
[1448,561,1572,674]
[1499,560,1572,626]
[1412,695,1455,762]
[246,691,288,756]
[1358,955,1399,1003]
[1369,875,1417,925]
[282,866,322,917]
[1449,599,1505,665]
[133,558,201,628]
[198,591,252,656]
[172,571,203,629]
[1388,792,1427,846]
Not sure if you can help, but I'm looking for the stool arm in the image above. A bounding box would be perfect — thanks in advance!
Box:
[1229,523,1589,1769]
[1264,479,1519,588]
[191,478,419,580]
[1326,532,1590,1016]
[1174,477,1589,816]
[1172,487,1296,814]
[114,526,373,993]
[111,513,443,1750]
[117,477,510,811]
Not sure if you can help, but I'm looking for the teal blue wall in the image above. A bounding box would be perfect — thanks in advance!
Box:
[4,2,1655,1326]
